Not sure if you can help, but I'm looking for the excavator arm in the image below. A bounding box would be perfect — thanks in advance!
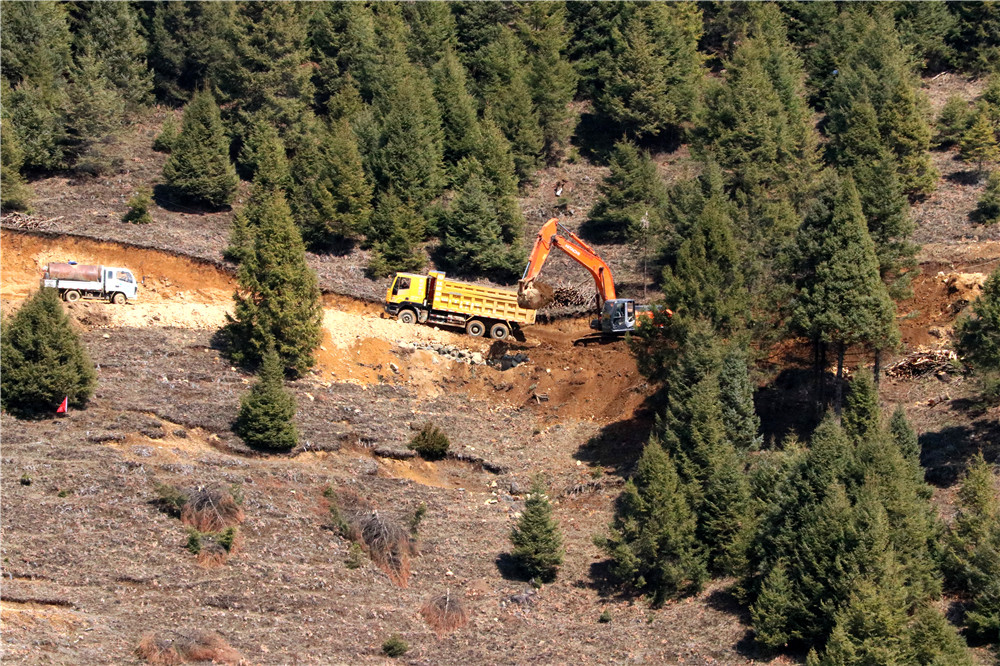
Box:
[518,218,618,310]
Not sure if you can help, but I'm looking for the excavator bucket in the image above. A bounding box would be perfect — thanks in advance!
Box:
[517,278,554,309]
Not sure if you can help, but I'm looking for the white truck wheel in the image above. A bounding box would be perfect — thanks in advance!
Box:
[465,319,485,337]
[64,290,81,303]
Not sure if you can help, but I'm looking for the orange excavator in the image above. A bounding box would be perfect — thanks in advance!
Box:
[517,218,670,335]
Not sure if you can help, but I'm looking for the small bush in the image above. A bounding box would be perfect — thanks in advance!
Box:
[180,487,245,533]
[345,542,364,569]
[155,482,188,517]
[509,475,564,583]
[136,630,242,664]
[187,527,241,567]
[409,423,449,460]
[410,502,427,535]
[420,589,469,637]
[381,635,409,658]
[973,170,1000,225]
[358,510,418,587]
[153,114,180,153]
[19,473,31,486]
[122,186,154,224]
[598,609,612,623]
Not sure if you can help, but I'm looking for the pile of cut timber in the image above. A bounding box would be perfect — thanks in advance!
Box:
[884,349,958,379]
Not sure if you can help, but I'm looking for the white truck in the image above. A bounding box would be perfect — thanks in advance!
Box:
[42,262,139,304]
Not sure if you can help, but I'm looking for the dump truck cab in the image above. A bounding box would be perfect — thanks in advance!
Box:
[385,273,429,314]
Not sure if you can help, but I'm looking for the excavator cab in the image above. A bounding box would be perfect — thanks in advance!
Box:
[592,298,637,334]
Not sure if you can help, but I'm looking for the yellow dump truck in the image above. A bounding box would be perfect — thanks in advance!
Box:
[384,271,536,340]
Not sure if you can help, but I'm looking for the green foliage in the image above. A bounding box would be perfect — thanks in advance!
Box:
[510,475,564,583]
[1,288,96,418]
[381,635,409,658]
[439,162,522,280]
[955,268,1000,373]
[974,170,1000,225]
[154,482,188,517]
[906,603,974,666]
[0,115,32,212]
[73,1,152,110]
[935,95,973,148]
[793,174,899,354]
[474,112,524,246]
[719,346,763,452]
[586,141,670,243]
[237,118,291,190]
[841,373,881,445]
[889,406,921,469]
[960,106,1000,174]
[431,49,481,166]
[366,191,426,278]
[408,423,449,461]
[121,186,154,225]
[598,609,612,623]
[153,113,180,153]
[345,542,364,569]
[186,528,202,555]
[146,2,234,104]
[409,502,427,536]
[233,345,298,451]
[881,80,938,197]
[949,2,1000,75]
[162,89,238,208]
[225,187,322,377]
[601,439,707,606]
[596,3,704,140]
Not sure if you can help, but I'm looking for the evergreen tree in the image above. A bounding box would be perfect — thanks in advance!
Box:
[308,2,379,108]
[518,2,577,162]
[153,113,180,153]
[225,188,322,377]
[906,603,974,666]
[841,373,882,445]
[162,90,238,208]
[475,112,524,246]
[565,1,631,101]
[955,268,1000,373]
[660,196,749,336]
[470,26,543,182]
[146,1,234,104]
[974,170,1000,225]
[880,80,938,197]
[73,1,152,110]
[792,175,899,412]
[935,95,973,148]
[1,115,32,212]
[719,346,763,452]
[597,3,703,141]
[509,475,564,583]
[1,288,96,418]
[366,190,426,278]
[64,43,125,169]
[889,406,921,469]
[945,453,1000,640]
[234,344,298,451]
[431,49,481,167]
[949,2,1000,75]
[960,107,1000,175]
[400,1,457,69]
[586,140,670,243]
[601,439,707,606]
[439,162,521,280]
[238,118,291,191]
[293,117,373,249]
[893,1,958,73]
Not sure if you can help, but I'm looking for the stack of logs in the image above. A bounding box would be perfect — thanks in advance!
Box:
[548,286,594,308]
[884,349,959,379]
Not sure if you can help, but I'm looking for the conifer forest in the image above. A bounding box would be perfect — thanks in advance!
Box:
[2,2,1000,664]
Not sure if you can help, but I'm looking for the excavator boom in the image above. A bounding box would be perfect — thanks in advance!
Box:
[517,218,617,310]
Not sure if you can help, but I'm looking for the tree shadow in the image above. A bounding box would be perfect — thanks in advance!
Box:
[573,113,684,164]
[152,184,230,215]
[945,169,984,186]
[494,552,529,582]
[307,235,359,258]
[754,367,824,447]
[572,390,664,479]
[919,413,1000,487]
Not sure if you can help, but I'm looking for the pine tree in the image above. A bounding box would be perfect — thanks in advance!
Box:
[153,113,180,153]
[719,346,763,452]
[974,170,1000,225]
[660,196,749,336]
[960,107,1000,175]
[431,49,482,167]
[439,162,520,280]
[162,90,238,208]
[234,344,298,451]
[841,373,882,445]
[906,603,974,666]
[945,453,1000,640]
[0,115,32,212]
[881,80,938,197]
[73,1,152,110]
[509,475,564,583]
[888,406,922,470]
[147,1,234,104]
[601,439,707,606]
[935,95,973,148]
[949,2,1000,75]
[597,3,703,140]
[793,174,899,413]
[586,141,670,243]
[225,188,322,378]
[238,118,291,191]
[475,112,524,245]
[955,268,1000,373]
[366,190,426,278]
[1,288,96,418]
[518,2,577,162]
[400,2,457,69]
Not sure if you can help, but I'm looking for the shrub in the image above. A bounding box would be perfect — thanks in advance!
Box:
[233,346,298,451]
[410,502,427,535]
[153,114,180,153]
[345,542,364,569]
[381,635,409,658]
[136,630,242,664]
[598,609,612,623]
[409,423,449,460]
[122,186,154,224]
[973,170,1000,225]
[155,482,188,518]
[180,487,245,533]
[326,487,417,586]
[510,475,564,583]
[420,590,469,637]
[1,288,97,418]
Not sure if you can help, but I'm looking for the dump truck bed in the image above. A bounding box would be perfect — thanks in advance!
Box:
[431,274,536,325]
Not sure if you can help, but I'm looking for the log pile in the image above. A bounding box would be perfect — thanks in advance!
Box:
[548,286,594,308]
[1,212,61,230]
[884,349,959,379]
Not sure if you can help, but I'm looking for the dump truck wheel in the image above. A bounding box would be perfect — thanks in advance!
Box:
[397,309,417,324]
[112,292,126,305]
[489,322,510,340]
[466,319,486,337]
[64,290,81,303]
